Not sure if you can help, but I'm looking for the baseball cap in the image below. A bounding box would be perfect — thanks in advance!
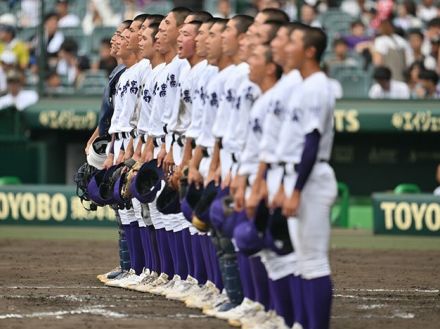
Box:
[1,51,17,65]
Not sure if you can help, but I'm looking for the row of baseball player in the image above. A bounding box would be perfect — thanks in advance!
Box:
[82,7,337,329]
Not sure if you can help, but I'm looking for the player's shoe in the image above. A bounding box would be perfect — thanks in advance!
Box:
[165,275,199,301]
[291,323,304,329]
[208,297,264,320]
[242,311,289,329]
[120,268,149,289]
[203,300,237,317]
[231,310,279,328]
[105,269,138,288]
[132,271,159,292]
[150,274,181,295]
[140,272,169,293]
[97,266,123,283]
[185,282,225,309]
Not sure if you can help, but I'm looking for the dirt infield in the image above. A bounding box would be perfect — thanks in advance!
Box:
[0,237,439,329]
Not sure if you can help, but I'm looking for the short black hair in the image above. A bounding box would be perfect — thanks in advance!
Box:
[101,38,111,45]
[419,69,439,85]
[60,37,78,54]
[212,18,229,31]
[262,20,283,43]
[231,15,254,34]
[260,8,289,23]
[187,20,203,31]
[333,38,348,48]
[134,13,149,23]
[351,20,364,28]
[427,17,440,29]
[302,26,327,62]
[373,66,392,81]
[171,7,193,26]
[121,20,133,29]
[283,21,308,34]
[44,12,58,23]
[407,28,424,39]
[189,11,213,22]
[147,15,165,25]
[148,23,160,40]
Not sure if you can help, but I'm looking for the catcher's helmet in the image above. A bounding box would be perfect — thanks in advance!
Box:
[73,162,98,210]
[87,136,109,170]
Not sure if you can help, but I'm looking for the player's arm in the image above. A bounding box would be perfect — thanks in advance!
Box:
[233,174,248,212]
[180,137,194,169]
[188,146,204,188]
[123,137,134,161]
[85,127,99,155]
[207,139,221,185]
[133,136,143,162]
[283,129,321,217]
[103,134,116,169]
[245,161,268,219]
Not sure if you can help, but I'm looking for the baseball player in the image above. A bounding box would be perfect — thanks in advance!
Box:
[103,16,150,288]
[278,25,337,329]
[91,21,130,283]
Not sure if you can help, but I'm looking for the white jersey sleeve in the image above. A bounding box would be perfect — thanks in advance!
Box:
[185,64,218,139]
[259,70,302,164]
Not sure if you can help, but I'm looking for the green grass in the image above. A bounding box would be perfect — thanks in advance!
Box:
[0,225,439,251]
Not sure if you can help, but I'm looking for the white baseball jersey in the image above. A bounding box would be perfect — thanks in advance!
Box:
[167,59,207,134]
[212,63,249,139]
[196,64,236,149]
[222,77,261,154]
[185,64,219,139]
[108,64,140,134]
[148,56,190,137]
[276,72,335,164]
[137,62,167,135]
[259,69,302,164]
[237,87,275,176]
[117,59,151,133]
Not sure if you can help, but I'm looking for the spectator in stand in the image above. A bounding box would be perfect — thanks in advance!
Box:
[31,12,65,64]
[18,0,39,28]
[82,0,121,35]
[301,3,322,27]
[369,66,410,99]
[422,18,440,62]
[405,60,426,96]
[323,64,343,99]
[393,1,423,32]
[0,14,30,70]
[75,55,91,88]
[343,20,372,50]
[407,29,437,70]
[213,0,235,18]
[0,51,17,95]
[370,0,394,30]
[415,69,440,98]
[91,38,117,76]
[56,0,80,28]
[373,19,411,81]
[0,70,38,111]
[45,69,62,92]
[325,38,359,68]
[418,0,438,24]
[56,38,79,85]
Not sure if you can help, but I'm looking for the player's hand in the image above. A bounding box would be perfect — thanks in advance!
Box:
[115,150,125,165]
[282,190,301,217]
[234,185,246,212]
[245,179,268,219]
[188,166,203,189]
[163,148,175,176]
[169,167,182,190]
[206,166,221,187]
[156,145,167,167]
[132,150,141,162]
[221,171,232,190]
[123,148,134,161]
[85,143,91,156]
[103,154,114,169]
[230,174,240,196]
[271,185,286,209]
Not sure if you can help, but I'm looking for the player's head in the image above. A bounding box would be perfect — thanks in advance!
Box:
[255,8,289,26]
[110,20,131,58]
[238,28,254,62]
[127,17,145,54]
[140,23,161,60]
[248,44,282,87]
[206,19,228,65]
[256,20,282,45]
[195,20,215,58]
[139,14,164,42]
[221,15,253,57]
[177,21,202,60]
[159,7,192,46]
[271,22,304,68]
[286,25,327,71]
[115,20,133,59]
[184,10,213,24]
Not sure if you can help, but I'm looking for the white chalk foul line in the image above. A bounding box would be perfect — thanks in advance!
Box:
[0,305,127,320]
[3,286,107,290]
[335,288,439,294]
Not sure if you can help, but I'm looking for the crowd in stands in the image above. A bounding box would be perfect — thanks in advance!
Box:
[0,0,439,110]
